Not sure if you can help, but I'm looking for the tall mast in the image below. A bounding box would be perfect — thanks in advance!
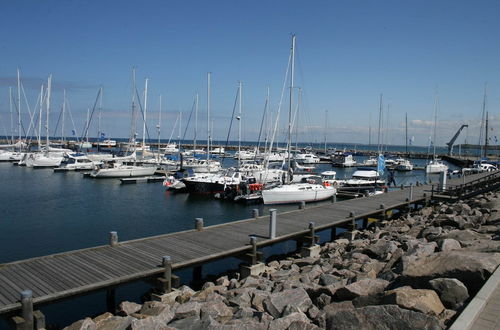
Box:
[85,108,90,142]
[237,81,242,166]
[324,110,328,154]
[207,72,211,162]
[97,86,102,146]
[433,92,439,159]
[194,93,198,152]
[38,85,43,148]
[287,34,296,179]
[485,111,489,158]
[9,87,13,144]
[377,94,383,153]
[142,78,148,148]
[405,113,408,155]
[479,83,487,158]
[130,67,137,145]
[157,94,162,160]
[46,75,52,148]
[17,68,21,141]
[368,112,371,146]
[178,110,182,148]
[62,89,66,143]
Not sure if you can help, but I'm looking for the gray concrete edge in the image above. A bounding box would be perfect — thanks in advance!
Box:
[449,264,500,330]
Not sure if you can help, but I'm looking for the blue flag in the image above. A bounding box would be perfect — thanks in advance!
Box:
[100,132,106,141]
[377,154,385,176]
[72,129,76,136]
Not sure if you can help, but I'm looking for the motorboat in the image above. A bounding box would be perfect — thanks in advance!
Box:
[262,177,336,205]
[162,143,180,154]
[331,153,356,167]
[238,162,284,184]
[182,158,222,173]
[90,161,157,178]
[294,153,320,164]
[425,159,448,174]
[344,169,385,187]
[95,139,117,147]
[320,171,346,188]
[362,156,378,167]
[182,169,246,194]
[55,153,102,171]
[234,149,256,160]
[394,158,414,171]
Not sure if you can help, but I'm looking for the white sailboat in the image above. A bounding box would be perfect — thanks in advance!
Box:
[426,93,448,174]
[262,35,335,205]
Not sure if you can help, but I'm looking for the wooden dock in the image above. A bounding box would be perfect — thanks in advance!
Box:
[0,172,495,317]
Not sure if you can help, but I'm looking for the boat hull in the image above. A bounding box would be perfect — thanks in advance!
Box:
[262,184,336,205]
[90,166,156,178]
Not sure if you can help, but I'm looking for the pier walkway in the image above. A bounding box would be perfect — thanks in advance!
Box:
[0,171,496,315]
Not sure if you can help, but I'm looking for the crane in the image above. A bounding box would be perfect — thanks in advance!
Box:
[447,124,468,155]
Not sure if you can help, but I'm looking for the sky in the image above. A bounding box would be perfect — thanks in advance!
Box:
[0,0,499,147]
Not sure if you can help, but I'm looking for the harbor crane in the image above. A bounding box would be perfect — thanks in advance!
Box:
[447,124,468,155]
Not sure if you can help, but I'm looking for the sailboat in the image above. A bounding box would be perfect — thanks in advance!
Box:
[262,35,335,205]
[395,113,414,171]
[426,93,448,174]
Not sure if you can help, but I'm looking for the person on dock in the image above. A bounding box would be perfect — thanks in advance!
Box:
[387,168,396,187]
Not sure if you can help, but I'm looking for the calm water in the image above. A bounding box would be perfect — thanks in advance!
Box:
[0,154,456,327]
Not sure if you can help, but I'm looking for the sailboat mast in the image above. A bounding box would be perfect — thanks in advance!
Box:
[287,34,296,176]
[157,94,162,159]
[38,85,43,148]
[377,94,383,153]
[368,112,371,147]
[485,111,489,158]
[324,110,328,154]
[207,72,211,162]
[194,93,198,152]
[433,92,439,159]
[238,81,242,166]
[62,89,66,143]
[46,75,52,148]
[143,78,148,148]
[130,67,137,146]
[405,113,408,155]
[97,86,102,146]
[9,87,13,144]
[17,69,21,142]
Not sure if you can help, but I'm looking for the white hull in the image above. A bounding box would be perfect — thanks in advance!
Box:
[90,165,156,178]
[426,161,448,174]
[262,184,336,205]
[25,153,63,168]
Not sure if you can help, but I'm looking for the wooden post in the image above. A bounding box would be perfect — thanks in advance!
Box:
[400,184,404,190]
[362,217,369,229]
[349,211,356,230]
[21,290,33,330]
[195,218,204,231]
[309,222,316,246]
[109,231,118,247]
[409,183,413,201]
[331,226,337,241]
[299,201,306,209]
[193,266,202,283]
[380,204,386,220]
[269,209,277,239]
[250,236,258,265]
[106,288,116,313]
[162,256,172,293]
[331,195,337,203]
[252,209,259,220]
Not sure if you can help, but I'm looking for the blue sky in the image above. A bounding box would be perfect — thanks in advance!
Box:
[0,0,499,147]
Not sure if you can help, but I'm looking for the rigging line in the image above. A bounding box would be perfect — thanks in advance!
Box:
[134,86,152,144]
[255,88,269,161]
[181,97,196,141]
[221,84,240,166]
[167,113,180,145]
[20,82,35,140]
[25,87,43,145]
[65,98,81,144]
[52,104,63,138]
[79,88,102,143]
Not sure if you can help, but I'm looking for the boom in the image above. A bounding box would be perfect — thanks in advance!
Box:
[447,124,468,155]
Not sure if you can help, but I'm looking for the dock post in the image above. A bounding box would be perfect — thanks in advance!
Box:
[250,236,258,265]
[439,171,447,192]
[380,204,386,220]
[409,183,413,201]
[400,184,404,190]
[161,256,172,293]
[269,209,277,239]
[109,231,118,247]
[240,236,265,278]
[331,226,337,241]
[301,222,320,257]
[106,288,116,313]
[331,195,337,203]
[349,211,356,230]
[195,218,204,231]
[193,266,202,283]
[299,201,306,209]
[252,209,259,220]
[21,290,33,330]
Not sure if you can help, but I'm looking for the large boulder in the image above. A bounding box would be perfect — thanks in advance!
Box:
[334,278,389,300]
[438,230,491,246]
[439,239,461,252]
[429,278,469,310]
[268,312,315,330]
[63,318,97,330]
[118,301,142,316]
[200,301,233,322]
[325,305,442,329]
[383,287,445,315]
[400,251,500,294]
[363,239,398,260]
[88,316,133,330]
[174,301,201,319]
[262,288,312,318]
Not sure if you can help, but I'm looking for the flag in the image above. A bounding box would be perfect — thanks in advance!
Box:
[100,132,106,141]
[377,154,385,176]
[71,129,76,136]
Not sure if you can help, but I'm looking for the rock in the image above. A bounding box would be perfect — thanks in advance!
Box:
[63,318,97,330]
[228,291,252,308]
[314,293,332,309]
[326,305,442,329]
[118,301,142,316]
[419,227,442,241]
[167,315,201,329]
[195,285,227,301]
[429,278,469,310]
[323,301,355,314]
[174,301,201,319]
[216,276,230,287]
[334,278,389,300]
[233,306,257,319]
[439,239,461,252]
[263,288,312,318]
[200,301,233,322]
[90,316,133,330]
[379,248,403,274]
[176,285,196,303]
[439,309,457,326]
[439,229,491,245]
[363,239,398,260]
[93,313,113,325]
[251,291,270,312]
[319,273,342,286]
[130,317,176,330]
[406,242,438,258]
[139,301,170,317]
[268,312,313,330]
[213,317,268,330]
[287,320,320,330]
[400,251,500,294]
[202,281,215,290]
[383,287,445,315]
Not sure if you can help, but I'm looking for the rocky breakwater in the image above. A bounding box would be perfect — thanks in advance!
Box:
[65,192,500,330]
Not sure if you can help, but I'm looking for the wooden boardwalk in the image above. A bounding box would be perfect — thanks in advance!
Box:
[0,172,493,315]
